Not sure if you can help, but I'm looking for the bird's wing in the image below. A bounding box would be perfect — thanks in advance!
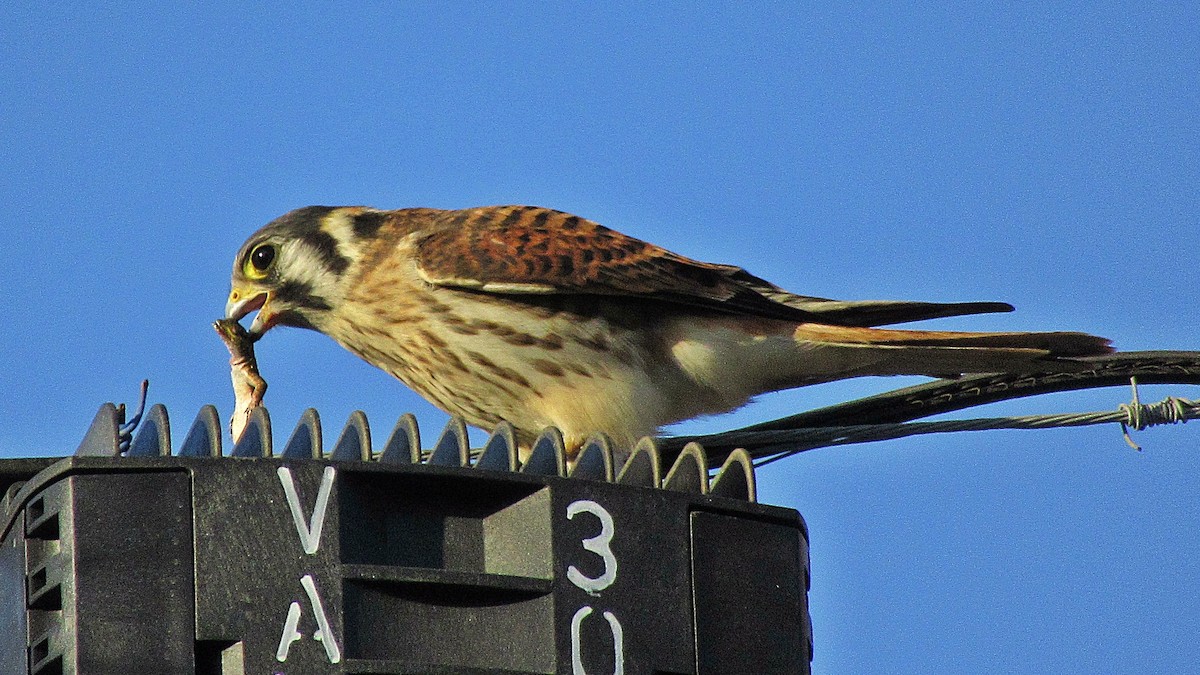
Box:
[726,269,1015,326]
[413,205,1014,326]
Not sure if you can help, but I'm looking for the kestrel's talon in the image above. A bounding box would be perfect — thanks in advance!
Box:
[224,204,1114,451]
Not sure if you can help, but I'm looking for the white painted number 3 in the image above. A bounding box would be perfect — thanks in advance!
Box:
[566,500,618,593]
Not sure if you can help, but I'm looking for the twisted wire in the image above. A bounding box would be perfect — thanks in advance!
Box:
[699,389,1200,467]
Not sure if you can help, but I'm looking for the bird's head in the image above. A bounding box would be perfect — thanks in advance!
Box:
[226,205,374,336]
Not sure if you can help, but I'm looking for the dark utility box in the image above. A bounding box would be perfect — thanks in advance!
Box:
[0,405,811,674]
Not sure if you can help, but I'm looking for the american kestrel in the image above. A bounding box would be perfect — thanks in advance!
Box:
[226,205,1112,454]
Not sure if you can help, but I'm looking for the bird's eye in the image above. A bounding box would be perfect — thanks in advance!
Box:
[245,244,276,277]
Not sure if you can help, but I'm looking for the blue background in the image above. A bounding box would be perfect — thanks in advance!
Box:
[2,4,1197,672]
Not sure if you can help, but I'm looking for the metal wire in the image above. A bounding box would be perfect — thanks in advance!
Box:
[117,379,150,453]
[713,381,1199,467]
[657,353,1200,467]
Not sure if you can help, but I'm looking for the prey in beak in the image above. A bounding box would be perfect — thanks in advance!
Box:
[225,288,272,338]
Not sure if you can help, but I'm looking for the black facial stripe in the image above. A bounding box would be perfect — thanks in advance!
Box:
[352,211,387,239]
[273,309,318,331]
[301,229,350,275]
[249,206,340,273]
[276,280,332,312]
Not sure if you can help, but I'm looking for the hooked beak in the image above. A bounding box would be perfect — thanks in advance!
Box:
[226,288,273,336]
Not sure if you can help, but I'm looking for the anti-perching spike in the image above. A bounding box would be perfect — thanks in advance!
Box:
[379,413,421,464]
[709,448,756,502]
[62,403,760,499]
[475,422,519,472]
[570,434,614,481]
[522,427,566,476]
[179,405,222,457]
[663,442,708,494]
[127,404,171,457]
[428,418,469,466]
[616,436,661,488]
[331,411,372,461]
[281,409,322,459]
[230,407,272,458]
[74,403,123,457]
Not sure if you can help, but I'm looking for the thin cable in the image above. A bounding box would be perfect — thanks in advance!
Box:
[710,388,1200,467]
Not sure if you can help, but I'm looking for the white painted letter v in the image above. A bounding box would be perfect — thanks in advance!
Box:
[277,466,336,555]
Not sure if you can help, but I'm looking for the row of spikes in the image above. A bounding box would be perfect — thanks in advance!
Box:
[73,403,756,502]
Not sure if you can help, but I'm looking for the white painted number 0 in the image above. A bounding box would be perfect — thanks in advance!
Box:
[571,606,625,675]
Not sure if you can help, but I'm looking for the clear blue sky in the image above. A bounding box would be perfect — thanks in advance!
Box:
[3,3,1197,672]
